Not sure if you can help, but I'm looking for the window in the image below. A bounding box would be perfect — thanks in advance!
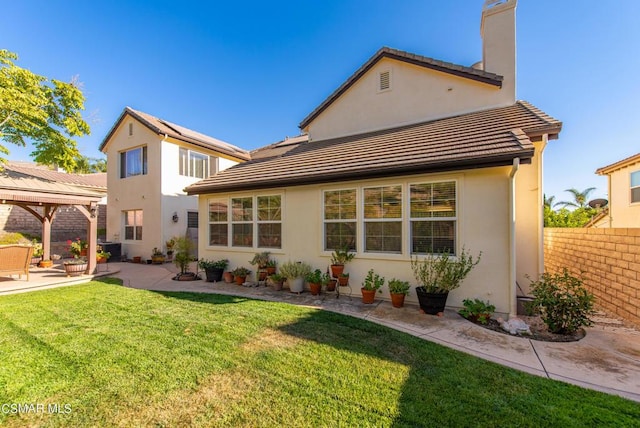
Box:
[363,185,402,253]
[632,171,640,203]
[187,211,198,228]
[208,199,228,246]
[119,146,147,178]
[232,197,253,247]
[410,181,456,254]
[257,195,282,248]
[208,195,282,248]
[179,147,218,179]
[324,189,357,251]
[124,210,143,241]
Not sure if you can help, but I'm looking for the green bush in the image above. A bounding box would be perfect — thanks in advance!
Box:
[0,232,37,245]
[458,299,496,325]
[528,269,595,334]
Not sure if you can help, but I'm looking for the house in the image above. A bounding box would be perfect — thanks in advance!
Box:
[186,0,562,316]
[594,152,640,227]
[99,107,250,260]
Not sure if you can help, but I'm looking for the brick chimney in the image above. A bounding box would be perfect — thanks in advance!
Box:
[480,0,517,103]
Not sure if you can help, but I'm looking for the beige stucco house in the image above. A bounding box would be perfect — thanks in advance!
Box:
[594,152,640,228]
[100,107,250,260]
[186,0,562,316]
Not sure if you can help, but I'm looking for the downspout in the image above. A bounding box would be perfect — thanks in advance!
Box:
[537,137,548,278]
[509,157,520,318]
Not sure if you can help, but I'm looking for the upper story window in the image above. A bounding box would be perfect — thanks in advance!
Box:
[119,146,147,178]
[631,170,640,203]
[179,147,218,179]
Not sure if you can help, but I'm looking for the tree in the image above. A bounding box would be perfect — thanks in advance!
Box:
[544,194,556,208]
[555,187,596,209]
[0,49,90,170]
[70,155,106,173]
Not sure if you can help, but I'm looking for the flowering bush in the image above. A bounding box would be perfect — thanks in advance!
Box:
[67,238,88,258]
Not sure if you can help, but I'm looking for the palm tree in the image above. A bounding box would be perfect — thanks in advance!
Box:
[544,194,556,208]
[555,187,596,209]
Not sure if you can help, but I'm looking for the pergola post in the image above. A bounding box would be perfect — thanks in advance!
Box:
[77,203,98,274]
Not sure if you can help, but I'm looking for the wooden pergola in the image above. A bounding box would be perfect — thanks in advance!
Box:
[0,168,104,275]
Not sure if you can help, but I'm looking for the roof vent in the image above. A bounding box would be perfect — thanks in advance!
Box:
[379,70,391,91]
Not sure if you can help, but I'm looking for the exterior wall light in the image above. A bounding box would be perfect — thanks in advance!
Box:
[172,212,179,223]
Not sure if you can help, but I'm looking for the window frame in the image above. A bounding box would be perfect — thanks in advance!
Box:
[179,147,218,179]
[631,170,640,204]
[208,198,229,247]
[323,188,358,252]
[119,146,147,179]
[409,179,458,256]
[362,184,403,254]
[123,209,143,241]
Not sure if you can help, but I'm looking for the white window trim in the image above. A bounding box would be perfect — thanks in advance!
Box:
[322,188,358,252]
[362,184,403,254]
[631,170,640,205]
[180,147,216,179]
[123,209,143,241]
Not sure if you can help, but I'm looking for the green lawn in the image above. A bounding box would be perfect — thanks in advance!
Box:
[0,279,638,427]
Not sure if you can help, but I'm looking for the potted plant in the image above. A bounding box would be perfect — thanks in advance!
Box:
[63,258,88,276]
[198,258,229,282]
[306,269,324,295]
[265,259,277,275]
[231,267,251,285]
[165,238,176,261]
[327,277,338,292]
[361,269,384,304]
[151,247,165,264]
[330,247,355,278]
[279,261,312,293]
[458,298,496,325]
[172,236,199,280]
[388,278,410,308]
[338,272,350,286]
[96,246,111,264]
[67,238,88,258]
[411,247,481,315]
[31,240,43,265]
[269,273,286,291]
[223,271,234,283]
[250,251,271,281]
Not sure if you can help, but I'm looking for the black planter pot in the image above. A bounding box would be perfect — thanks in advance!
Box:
[205,267,224,282]
[415,287,449,315]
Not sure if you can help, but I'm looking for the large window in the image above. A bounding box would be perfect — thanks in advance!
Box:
[324,189,357,251]
[208,199,228,246]
[632,170,640,203]
[410,181,456,254]
[363,185,402,253]
[208,195,282,248]
[124,210,143,241]
[179,148,217,179]
[257,195,282,248]
[119,146,147,178]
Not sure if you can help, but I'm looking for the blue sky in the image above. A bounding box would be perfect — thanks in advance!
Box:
[3,0,639,203]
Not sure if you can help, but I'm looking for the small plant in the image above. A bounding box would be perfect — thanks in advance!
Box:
[249,251,271,268]
[173,236,195,274]
[231,267,251,277]
[67,238,88,258]
[330,247,355,265]
[266,259,277,268]
[97,248,111,260]
[388,278,410,295]
[31,239,43,258]
[528,269,595,335]
[306,269,324,283]
[269,273,285,283]
[411,247,482,293]
[362,269,385,292]
[279,261,312,280]
[458,299,496,325]
[152,247,164,257]
[198,258,229,270]
[165,238,176,255]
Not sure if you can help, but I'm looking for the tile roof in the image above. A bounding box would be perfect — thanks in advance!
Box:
[186,101,561,195]
[596,152,640,175]
[3,162,107,190]
[249,134,309,162]
[299,47,504,130]
[99,107,251,161]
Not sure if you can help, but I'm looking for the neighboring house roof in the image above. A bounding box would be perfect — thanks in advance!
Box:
[249,134,309,162]
[585,208,609,228]
[186,101,562,195]
[0,165,105,205]
[299,47,504,130]
[3,162,107,191]
[99,107,251,161]
[596,152,640,175]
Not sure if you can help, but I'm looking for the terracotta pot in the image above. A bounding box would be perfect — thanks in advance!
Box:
[309,282,321,295]
[330,264,344,278]
[80,249,88,257]
[38,260,53,268]
[132,256,142,264]
[235,275,247,285]
[271,280,284,291]
[223,272,234,283]
[327,279,337,292]
[259,271,268,281]
[266,266,276,275]
[97,256,107,264]
[390,293,406,308]
[338,276,349,286]
[361,288,376,304]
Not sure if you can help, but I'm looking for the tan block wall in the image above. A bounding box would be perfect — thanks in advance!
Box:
[544,228,640,327]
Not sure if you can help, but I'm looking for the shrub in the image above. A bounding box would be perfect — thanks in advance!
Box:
[528,269,594,334]
[362,269,385,292]
[411,247,482,293]
[388,278,410,295]
[279,261,312,280]
[198,259,229,270]
[458,299,496,325]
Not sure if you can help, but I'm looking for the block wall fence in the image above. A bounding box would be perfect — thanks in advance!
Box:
[544,228,640,327]
[0,204,107,256]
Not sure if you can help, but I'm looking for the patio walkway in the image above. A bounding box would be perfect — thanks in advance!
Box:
[1,261,639,402]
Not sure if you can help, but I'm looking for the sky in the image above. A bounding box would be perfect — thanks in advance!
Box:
[3,0,640,203]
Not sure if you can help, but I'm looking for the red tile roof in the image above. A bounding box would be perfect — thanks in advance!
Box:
[186,101,561,195]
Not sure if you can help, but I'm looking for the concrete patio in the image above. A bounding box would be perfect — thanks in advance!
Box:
[1,261,639,403]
